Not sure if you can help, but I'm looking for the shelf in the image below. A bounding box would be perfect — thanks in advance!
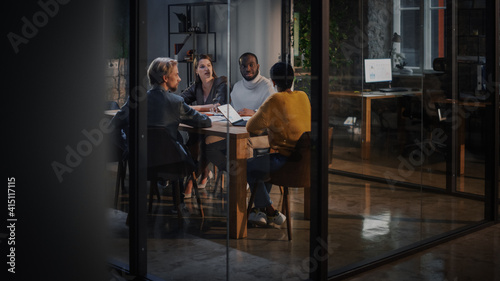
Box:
[170,31,216,35]
[168,1,227,8]
[168,2,226,84]
[457,57,486,64]
[455,2,486,95]
[457,35,486,38]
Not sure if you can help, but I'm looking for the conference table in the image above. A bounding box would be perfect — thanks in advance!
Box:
[106,109,251,239]
[330,90,421,160]
[179,116,250,239]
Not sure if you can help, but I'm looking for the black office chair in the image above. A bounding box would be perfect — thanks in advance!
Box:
[400,58,449,158]
[108,104,129,209]
[111,146,128,210]
[422,58,451,154]
[147,127,204,217]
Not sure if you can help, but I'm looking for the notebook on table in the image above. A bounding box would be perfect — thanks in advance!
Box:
[217,104,247,126]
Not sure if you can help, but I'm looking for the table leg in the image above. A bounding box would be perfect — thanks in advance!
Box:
[228,137,248,239]
[361,98,371,160]
[458,116,465,175]
[304,187,310,220]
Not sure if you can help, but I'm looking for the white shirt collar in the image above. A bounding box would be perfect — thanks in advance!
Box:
[241,73,263,90]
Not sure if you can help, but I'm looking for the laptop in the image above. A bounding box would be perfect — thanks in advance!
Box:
[217,104,247,126]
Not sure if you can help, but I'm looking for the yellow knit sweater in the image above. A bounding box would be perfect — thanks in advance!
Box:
[246,90,311,157]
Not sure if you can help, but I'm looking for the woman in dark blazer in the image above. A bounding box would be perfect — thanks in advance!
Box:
[180,54,228,111]
[180,54,229,196]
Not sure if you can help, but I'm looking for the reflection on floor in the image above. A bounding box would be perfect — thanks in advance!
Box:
[345,223,500,281]
[106,165,496,281]
[330,122,488,196]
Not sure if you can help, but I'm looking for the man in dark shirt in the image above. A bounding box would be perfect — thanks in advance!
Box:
[146,57,211,134]
[111,57,211,153]
[111,57,211,204]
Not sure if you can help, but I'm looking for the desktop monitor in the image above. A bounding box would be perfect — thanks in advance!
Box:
[364,58,392,84]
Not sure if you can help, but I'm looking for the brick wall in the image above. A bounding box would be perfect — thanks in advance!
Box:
[105,58,128,108]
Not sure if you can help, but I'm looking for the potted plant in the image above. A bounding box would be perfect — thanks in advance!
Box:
[394,52,413,74]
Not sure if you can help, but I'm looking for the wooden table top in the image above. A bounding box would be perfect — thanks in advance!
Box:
[179,116,250,139]
[330,90,421,99]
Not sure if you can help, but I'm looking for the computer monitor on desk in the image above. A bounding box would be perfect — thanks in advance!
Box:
[364,58,392,84]
[364,58,408,92]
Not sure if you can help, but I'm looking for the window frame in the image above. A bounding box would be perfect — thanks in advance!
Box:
[393,0,446,70]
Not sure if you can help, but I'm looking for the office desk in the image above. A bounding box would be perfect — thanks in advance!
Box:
[330,91,420,160]
[179,119,250,239]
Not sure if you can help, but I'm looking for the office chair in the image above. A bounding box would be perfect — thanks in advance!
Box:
[247,131,311,240]
[107,103,128,209]
[147,127,204,217]
[400,58,449,159]
[212,165,226,197]
[113,151,128,209]
[422,58,451,155]
[107,140,128,209]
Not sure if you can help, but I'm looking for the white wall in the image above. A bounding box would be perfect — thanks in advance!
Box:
[147,0,169,63]
[230,0,282,85]
[147,0,281,91]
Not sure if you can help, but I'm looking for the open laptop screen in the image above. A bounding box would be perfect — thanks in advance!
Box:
[217,104,247,126]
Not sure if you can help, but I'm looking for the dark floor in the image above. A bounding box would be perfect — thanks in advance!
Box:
[345,223,500,281]
[107,124,499,280]
[107,171,498,281]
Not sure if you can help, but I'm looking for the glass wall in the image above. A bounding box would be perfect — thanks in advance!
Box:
[104,0,130,273]
[106,0,497,280]
[147,1,231,279]
[106,1,313,280]
[320,0,487,275]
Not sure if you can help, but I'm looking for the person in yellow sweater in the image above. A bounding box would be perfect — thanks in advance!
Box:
[246,62,311,226]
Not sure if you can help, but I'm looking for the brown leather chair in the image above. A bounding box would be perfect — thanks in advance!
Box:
[247,131,311,240]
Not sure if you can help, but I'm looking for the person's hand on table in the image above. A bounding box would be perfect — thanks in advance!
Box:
[191,103,220,113]
[207,103,221,116]
[237,108,256,116]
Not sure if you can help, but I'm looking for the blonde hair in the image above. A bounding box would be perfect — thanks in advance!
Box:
[147,57,178,86]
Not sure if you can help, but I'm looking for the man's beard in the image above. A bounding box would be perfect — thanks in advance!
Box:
[242,71,258,81]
